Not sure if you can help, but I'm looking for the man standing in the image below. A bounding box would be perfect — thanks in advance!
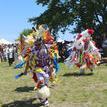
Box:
[7,45,14,66]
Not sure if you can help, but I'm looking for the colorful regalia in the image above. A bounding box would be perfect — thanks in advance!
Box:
[15,24,60,106]
[65,29,101,73]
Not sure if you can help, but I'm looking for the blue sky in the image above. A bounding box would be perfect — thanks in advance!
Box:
[0,0,74,42]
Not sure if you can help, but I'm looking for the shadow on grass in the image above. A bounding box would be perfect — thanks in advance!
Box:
[63,72,93,77]
[1,98,42,107]
[15,86,34,92]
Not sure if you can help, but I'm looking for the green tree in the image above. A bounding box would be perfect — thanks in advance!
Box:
[20,28,33,36]
[29,0,107,46]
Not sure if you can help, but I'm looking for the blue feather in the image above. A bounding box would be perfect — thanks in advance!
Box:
[14,61,25,69]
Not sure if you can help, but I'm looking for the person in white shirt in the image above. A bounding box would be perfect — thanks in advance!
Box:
[7,45,14,66]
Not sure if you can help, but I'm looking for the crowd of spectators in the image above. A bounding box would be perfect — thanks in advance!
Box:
[0,44,18,66]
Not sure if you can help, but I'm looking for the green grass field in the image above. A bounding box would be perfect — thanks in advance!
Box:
[0,62,107,107]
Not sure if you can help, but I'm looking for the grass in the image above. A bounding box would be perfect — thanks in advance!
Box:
[0,62,107,107]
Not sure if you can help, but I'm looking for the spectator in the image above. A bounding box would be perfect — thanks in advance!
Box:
[0,45,3,62]
[7,45,14,66]
[3,45,8,62]
[13,44,18,64]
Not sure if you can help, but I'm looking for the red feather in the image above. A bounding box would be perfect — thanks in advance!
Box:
[77,34,83,40]
[88,29,94,35]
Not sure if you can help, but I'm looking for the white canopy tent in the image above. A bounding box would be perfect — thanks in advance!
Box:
[0,38,12,45]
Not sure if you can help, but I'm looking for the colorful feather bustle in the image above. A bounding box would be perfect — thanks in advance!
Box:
[65,29,101,73]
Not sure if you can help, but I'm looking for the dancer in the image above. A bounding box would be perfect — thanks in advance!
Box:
[65,29,101,74]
